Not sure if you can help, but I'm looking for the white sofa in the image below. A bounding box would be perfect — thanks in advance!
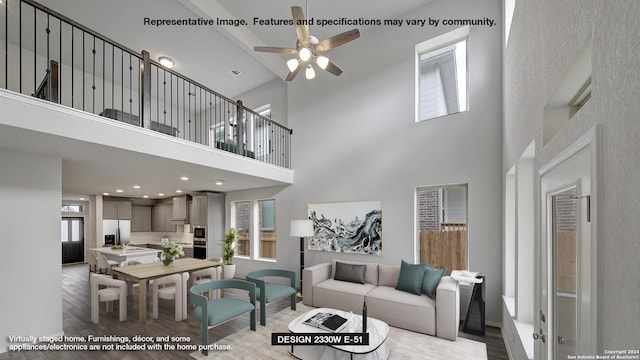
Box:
[303,259,460,340]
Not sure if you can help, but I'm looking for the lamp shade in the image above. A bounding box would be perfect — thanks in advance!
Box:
[290,220,314,237]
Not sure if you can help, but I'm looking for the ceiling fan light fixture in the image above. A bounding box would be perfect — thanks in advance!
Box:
[299,47,312,62]
[305,65,316,80]
[316,56,329,70]
[287,58,299,72]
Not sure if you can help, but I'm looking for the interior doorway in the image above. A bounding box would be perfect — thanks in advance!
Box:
[61,217,84,264]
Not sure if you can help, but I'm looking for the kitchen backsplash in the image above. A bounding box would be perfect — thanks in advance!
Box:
[129,224,193,245]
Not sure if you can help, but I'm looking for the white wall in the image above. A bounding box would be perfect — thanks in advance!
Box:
[503,0,640,351]
[234,78,288,127]
[0,149,63,353]
[285,0,503,324]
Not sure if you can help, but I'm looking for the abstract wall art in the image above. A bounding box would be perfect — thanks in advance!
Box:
[307,200,382,255]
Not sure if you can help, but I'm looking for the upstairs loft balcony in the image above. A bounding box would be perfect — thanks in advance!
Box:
[0,0,292,170]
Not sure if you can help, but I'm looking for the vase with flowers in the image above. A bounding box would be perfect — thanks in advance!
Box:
[161,239,184,266]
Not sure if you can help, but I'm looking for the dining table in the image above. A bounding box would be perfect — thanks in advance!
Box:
[111,258,220,322]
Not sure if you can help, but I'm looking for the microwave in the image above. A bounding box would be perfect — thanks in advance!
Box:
[193,227,206,239]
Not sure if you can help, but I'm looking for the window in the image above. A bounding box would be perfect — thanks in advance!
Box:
[61,204,83,213]
[252,105,272,158]
[416,26,469,122]
[233,201,251,257]
[258,199,276,259]
[231,198,278,261]
[417,185,468,272]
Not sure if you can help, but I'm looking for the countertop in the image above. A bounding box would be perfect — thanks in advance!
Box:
[143,241,193,248]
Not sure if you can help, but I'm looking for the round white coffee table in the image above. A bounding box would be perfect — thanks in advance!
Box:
[288,307,390,360]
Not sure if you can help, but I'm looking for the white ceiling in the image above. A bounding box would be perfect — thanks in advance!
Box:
[6,0,434,200]
[36,0,433,96]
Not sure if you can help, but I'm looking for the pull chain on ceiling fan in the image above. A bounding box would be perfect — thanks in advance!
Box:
[254,5,360,81]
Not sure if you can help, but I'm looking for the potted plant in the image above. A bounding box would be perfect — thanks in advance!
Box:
[220,228,237,279]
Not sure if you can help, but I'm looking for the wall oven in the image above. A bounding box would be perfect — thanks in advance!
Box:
[193,226,207,259]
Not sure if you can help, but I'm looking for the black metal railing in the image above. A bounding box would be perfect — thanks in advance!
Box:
[0,0,291,168]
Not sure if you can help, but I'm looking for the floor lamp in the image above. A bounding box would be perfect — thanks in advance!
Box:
[290,220,314,297]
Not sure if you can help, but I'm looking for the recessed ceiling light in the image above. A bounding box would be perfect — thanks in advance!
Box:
[79,197,86,201]
[180,176,189,181]
[133,185,141,189]
[116,189,124,193]
[158,56,175,69]
[103,192,110,196]
[176,190,183,193]
[143,195,149,198]
[215,180,224,186]
[158,193,164,196]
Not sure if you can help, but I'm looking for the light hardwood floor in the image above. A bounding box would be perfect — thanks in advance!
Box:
[1,264,508,360]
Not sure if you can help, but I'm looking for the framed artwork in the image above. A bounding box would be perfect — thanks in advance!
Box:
[307,200,382,255]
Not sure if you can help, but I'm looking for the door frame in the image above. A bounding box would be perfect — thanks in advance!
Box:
[536,126,602,359]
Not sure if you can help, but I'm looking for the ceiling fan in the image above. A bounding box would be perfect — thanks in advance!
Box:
[254,6,360,81]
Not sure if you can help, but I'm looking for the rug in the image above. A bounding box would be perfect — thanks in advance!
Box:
[190,304,487,359]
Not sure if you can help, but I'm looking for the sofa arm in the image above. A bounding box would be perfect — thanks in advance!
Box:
[436,276,460,341]
[302,262,332,306]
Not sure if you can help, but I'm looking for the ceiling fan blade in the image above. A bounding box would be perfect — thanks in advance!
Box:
[323,60,343,76]
[285,65,303,81]
[254,46,298,55]
[316,29,360,52]
[291,6,310,45]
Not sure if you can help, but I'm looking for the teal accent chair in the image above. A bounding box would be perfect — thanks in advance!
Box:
[190,279,256,355]
[246,269,297,326]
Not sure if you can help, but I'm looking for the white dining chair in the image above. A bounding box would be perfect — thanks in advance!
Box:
[90,273,127,323]
[87,251,98,279]
[191,266,222,299]
[96,253,118,274]
[152,272,190,321]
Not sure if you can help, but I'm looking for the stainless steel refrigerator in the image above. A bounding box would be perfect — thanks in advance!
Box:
[103,220,131,246]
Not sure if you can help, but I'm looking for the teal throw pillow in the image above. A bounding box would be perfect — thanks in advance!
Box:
[421,264,446,299]
[395,260,426,295]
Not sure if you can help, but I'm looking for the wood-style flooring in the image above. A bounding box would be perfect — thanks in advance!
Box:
[1,264,508,360]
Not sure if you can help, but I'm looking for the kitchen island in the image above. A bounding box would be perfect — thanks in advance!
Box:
[90,246,161,266]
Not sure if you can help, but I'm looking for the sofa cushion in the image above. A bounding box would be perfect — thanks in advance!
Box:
[331,259,379,285]
[378,264,400,287]
[421,265,446,298]
[365,285,436,335]
[313,279,376,314]
[334,262,366,284]
[395,260,426,295]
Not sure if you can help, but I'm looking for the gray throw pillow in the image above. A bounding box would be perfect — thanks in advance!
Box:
[395,260,426,295]
[421,264,446,298]
[334,262,366,284]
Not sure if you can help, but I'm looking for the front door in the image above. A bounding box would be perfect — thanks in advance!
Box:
[61,217,84,264]
[536,129,599,359]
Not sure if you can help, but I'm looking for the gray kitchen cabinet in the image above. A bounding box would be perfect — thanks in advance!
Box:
[152,204,175,232]
[131,205,152,232]
[191,195,207,226]
[172,196,188,221]
[103,200,132,220]
[183,246,193,258]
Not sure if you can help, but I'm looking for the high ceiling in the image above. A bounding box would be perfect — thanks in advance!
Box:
[36,0,433,97]
[5,0,434,200]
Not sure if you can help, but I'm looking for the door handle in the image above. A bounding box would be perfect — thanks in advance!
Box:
[558,336,565,344]
[533,329,546,343]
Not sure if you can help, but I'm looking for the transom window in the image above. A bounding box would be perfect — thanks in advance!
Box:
[416,26,469,122]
